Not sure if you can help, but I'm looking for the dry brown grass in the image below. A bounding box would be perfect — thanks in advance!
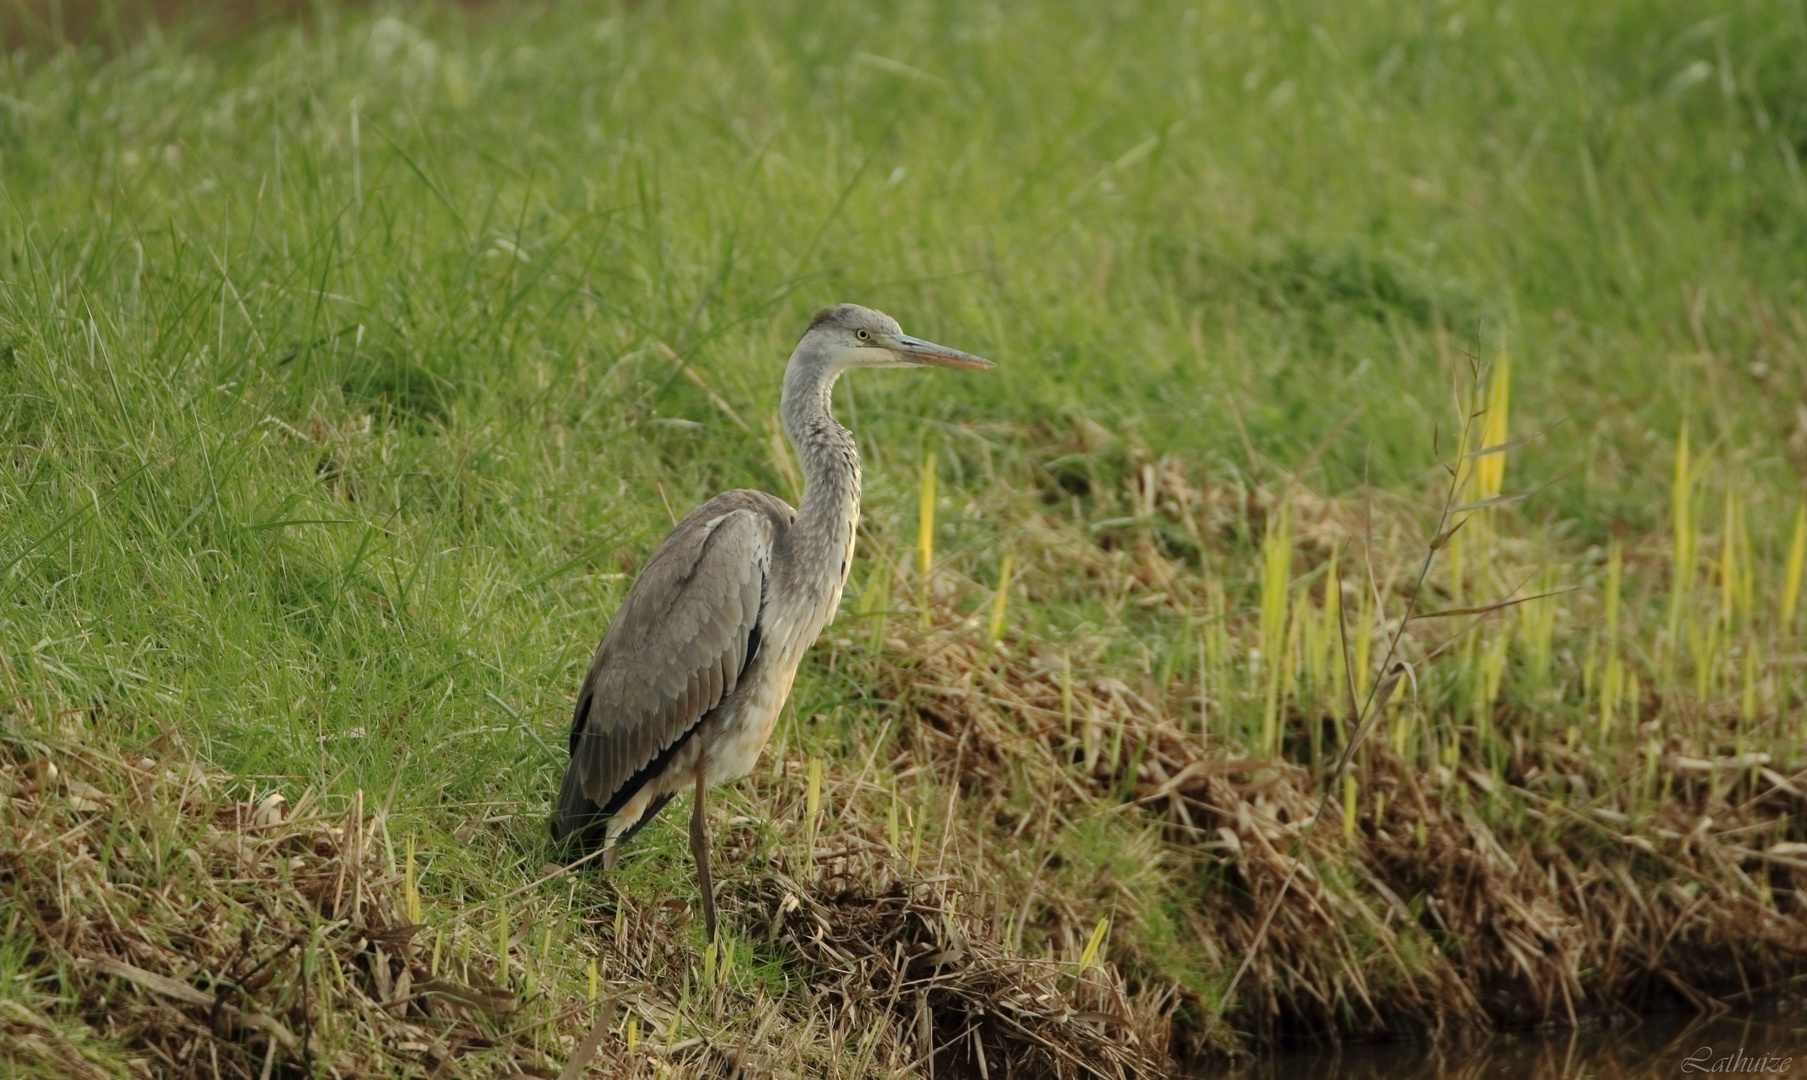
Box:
[0,730,539,1078]
[0,715,1169,1078]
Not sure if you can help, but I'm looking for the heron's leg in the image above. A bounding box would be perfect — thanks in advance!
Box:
[690,767,717,941]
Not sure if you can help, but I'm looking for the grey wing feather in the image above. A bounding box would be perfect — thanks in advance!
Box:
[566,490,788,814]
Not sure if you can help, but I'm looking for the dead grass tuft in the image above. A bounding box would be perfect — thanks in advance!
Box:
[752,856,1169,1078]
[0,731,533,1079]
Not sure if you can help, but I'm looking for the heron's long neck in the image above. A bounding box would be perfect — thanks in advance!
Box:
[780,361,862,606]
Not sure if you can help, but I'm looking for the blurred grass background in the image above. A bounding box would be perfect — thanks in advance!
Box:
[6,0,1803,783]
[4,0,1807,1070]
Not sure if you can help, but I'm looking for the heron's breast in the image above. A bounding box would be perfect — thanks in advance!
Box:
[703,658,800,783]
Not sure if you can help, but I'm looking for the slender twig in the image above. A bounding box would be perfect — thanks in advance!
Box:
[1213,351,1501,1020]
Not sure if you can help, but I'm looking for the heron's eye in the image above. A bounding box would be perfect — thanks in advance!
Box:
[856,329,869,341]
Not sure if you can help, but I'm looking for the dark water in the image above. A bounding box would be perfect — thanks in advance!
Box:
[1228,1012,1807,1079]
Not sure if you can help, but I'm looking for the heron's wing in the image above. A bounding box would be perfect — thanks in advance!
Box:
[566,491,787,818]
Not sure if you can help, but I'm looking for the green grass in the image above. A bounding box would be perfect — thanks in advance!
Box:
[4,0,1807,1072]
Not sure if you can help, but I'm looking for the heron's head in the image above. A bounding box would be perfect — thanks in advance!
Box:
[797,303,995,372]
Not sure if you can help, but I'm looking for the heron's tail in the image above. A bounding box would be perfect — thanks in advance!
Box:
[550,763,609,860]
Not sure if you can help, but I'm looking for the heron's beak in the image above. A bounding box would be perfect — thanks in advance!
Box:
[882,333,996,371]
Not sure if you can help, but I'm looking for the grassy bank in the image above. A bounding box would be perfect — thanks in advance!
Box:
[4,0,1807,1075]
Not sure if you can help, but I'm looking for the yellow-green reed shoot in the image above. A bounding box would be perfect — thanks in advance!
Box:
[1078,915,1111,971]
[613,903,626,942]
[430,930,442,977]
[1298,590,1321,694]
[1260,501,1293,754]
[987,553,1014,645]
[1721,489,1740,631]
[1687,622,1710,701]
[1742,642,1759,726]
[1284,589,1304,702]
[918,449,937,627]
[1202,582,1229,737]
[805,757,824,855]
[1784,501,1807,628]
[1477,630,1509,742]
[1457,632,1478,729]
[919,453,937,570]
[1475,347,1511,500]
[860,559,889,617]
[626,1016,639,1053]
[1600,652,1621,735]
[1260,503,1292,657]
[1289,589,1313,757]
[587,956,598,1001]
[701,936,718,987]
[1485,630,1509,702]
[1451,377,1478,502]
[1605,539,1622,641]
[404,836,422,924]
[859,555,891,654]
[1342,772,1359,840]
[1669,423,1695,639]
[1603,540,1624,729]
[1739,498,1756,623]
[1322,545,1341,719]
[496,909,510,969]
[326,930,348,1002]
[1354,581,1373,702]
[1324,546,1342,625]
[1518,574,1557,688]
[312,941,334,1040]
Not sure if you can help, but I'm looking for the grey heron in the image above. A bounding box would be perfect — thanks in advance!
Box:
[551,304,994,939]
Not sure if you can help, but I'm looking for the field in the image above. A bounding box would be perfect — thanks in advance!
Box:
[4,0,1807,1076]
